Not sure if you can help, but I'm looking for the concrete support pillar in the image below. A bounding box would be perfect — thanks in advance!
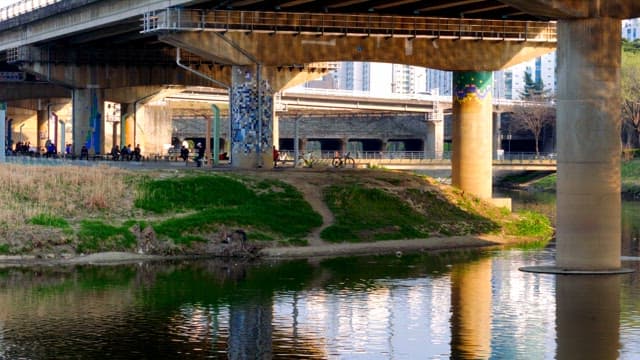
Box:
[451,71,493,200]
[426,110,444,159]
[299,139,307,154]
[556,18,622,270]
[72,88,104,155]
[273,112,280,151]
[341,137,348,155]
[493,111,502,159]
[0,102,5,162]
[36,109,49,153]
[556,275,620,359]
[121,103,135,148]
[450,258,492,359]
[139,103,172,157]
[230,65,275,169]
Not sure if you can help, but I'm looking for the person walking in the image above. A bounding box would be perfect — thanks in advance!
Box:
[195,142,205,168]
[272,145,280,167]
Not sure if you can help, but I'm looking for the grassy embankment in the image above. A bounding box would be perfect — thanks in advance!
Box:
[0,163,553,256]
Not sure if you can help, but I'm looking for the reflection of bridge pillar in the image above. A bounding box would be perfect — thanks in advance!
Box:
[556,275,620,359]
[228,302,273,358]
[426,110,443,159]
[72,88,104,155]
[230,65,275,169]
[451,71,493,200]
[36,109,48,153]
[556,18,621,270]
[450,258,492,359]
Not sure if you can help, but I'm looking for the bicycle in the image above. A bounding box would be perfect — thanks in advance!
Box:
[298,151,318,168]
[332,152,355,168]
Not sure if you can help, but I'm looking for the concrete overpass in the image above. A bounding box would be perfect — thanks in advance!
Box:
[0,0,639,273]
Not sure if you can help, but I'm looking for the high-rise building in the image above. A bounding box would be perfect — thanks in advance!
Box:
[623,18,640,41]
[304,51,559,100]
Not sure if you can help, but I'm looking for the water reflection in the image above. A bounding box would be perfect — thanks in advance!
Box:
[0,249,636,359]
[556,275,621,360]
[450,258,492,359]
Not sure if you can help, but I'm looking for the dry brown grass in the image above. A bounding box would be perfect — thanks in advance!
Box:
[0,163,137,227]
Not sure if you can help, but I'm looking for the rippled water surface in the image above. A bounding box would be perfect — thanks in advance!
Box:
[0,245,638,359]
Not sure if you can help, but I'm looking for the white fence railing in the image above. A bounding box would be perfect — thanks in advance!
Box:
[0,0,60,22]
[279,150,556,162]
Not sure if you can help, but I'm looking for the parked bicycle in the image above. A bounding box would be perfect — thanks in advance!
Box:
[332,152,355,168]
[298,151,318,168]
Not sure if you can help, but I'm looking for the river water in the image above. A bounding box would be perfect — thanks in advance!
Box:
[0,195,638,359]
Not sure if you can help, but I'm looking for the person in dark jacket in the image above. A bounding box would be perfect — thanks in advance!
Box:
[195,142,205,167]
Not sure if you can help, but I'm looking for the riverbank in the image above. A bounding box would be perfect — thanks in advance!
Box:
[0,163,552,265]
[0,233,530,267]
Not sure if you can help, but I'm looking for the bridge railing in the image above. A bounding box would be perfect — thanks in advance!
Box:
[0,0,60,21]
[143,8,556,42]
[278,150,556,163]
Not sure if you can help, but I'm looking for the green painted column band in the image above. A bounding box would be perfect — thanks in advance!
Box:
[454,71,493,103]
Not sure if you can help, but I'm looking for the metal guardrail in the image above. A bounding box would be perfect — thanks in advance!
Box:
[0,0,60,21]
[279,150,557,162]
[142,8,557,42]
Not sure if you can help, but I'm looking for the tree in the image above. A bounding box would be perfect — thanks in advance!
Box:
[507,71,555,155]
[621,44,640,149]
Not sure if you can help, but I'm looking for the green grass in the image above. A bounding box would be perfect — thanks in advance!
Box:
[28,213,70,229]
[137,174,322,245]
[76,220,137,253]
[135,175,254,213]
[504,211,554,239]
[321,185,429,242]
[0,244,9,254]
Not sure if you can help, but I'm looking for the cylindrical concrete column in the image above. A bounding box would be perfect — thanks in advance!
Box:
[451,71,493,200]
[36,109,48,154]
[72,88,104,155]
[492,111,502,159]
[425,116,444,159]
[121,103,135,149]
[556,18,621,270]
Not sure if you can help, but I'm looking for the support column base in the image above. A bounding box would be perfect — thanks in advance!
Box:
[487,197,511,211]
[519,265,634,275]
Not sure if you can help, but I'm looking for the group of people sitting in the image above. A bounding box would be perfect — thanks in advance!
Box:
[110,144,142,161]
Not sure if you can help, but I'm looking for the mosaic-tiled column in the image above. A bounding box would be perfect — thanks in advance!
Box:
[230,65,275,168]
[451,71,493,200]
[72,88,104,155]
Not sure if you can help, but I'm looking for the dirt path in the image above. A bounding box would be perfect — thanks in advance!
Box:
[259,169,335,246]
